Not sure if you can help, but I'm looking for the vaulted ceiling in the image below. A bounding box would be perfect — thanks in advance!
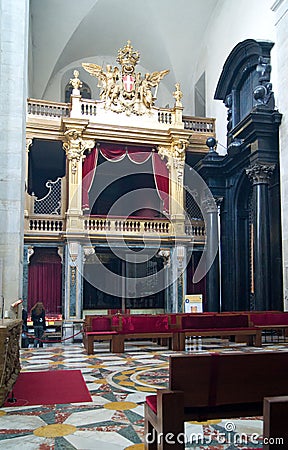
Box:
[29,0,219,113]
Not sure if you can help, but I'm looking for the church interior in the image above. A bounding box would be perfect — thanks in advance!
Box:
[1,0,288,448]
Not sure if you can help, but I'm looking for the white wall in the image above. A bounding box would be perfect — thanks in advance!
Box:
[272,0,288,309]
[195,0,276,153]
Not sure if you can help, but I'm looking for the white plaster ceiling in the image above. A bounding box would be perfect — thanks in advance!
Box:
[29,0,219,113]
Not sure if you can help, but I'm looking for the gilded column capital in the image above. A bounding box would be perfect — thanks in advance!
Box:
[172,138,188,161]
[246,163,275,185]
[63,129,95,174]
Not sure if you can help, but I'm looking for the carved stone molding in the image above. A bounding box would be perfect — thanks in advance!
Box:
[27,246,34,264]
[57,246,64,263]
[83,246,96,263]
[201,194,218,214]
[63,129,94,174]
[68,242,79,262]
[157,248,171,268]
[26,138,33,153]
[246,163,275,185]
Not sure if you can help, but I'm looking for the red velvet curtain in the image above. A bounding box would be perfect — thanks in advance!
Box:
[28,255,62,315]
[152,152,169,213]
[100,143,126,161]
[82,147,98,210]
[127,146,151,163]
[99,143,151,163]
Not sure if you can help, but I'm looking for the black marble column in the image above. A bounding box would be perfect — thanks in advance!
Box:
[202,195,220,312]
[246,163,275,310]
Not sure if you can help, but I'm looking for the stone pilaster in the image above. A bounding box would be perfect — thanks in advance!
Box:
[0,0,29,312]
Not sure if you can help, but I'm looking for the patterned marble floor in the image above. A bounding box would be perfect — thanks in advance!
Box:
[1,338,288,449]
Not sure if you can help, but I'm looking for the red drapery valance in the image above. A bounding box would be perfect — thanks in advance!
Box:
[99,143,151,163]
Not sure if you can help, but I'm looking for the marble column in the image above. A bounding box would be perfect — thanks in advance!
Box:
[0,0,29,311]
[246,163,275,310]
[202,195,220,312]
[169,246,187,312]
[64,242,83,320]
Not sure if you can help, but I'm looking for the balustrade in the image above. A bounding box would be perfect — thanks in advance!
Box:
[26,99,215,135]
[25,214,205,241]
[28,217,64,232]
[27,98,70,118]
[183,116,215,133]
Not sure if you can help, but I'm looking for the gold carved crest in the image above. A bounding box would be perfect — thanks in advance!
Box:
[82,41,169,116]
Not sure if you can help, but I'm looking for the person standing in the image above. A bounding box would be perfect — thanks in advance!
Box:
[31,302,46,348]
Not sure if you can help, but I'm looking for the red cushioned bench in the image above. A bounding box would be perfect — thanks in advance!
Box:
[250,312,288,342]
[144,351,288,450]
[176,313,262,350]
[83,315,119,355]
[112,314,180,353]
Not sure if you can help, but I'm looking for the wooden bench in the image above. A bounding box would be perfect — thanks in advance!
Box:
[176,313,262,349]
[144,351,288,449]
[83,315,119,355]
[263,395,288,449]
[250,312,288,342]
[114,314,180,353]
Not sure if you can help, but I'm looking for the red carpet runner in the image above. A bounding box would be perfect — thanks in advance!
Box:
[4,370,92,407]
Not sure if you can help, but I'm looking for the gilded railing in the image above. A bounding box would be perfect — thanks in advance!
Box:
[83,217,171,235]
[27,98,70,118]
[26,98,215,134]
[24,214,206,242]
[26,216,65,233]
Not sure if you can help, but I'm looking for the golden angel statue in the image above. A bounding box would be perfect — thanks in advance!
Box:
[82,63,120,107]
[138,70,170,109]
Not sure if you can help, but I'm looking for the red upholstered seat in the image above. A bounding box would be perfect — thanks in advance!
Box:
[91,317,112,331]
[146,394,157,413]
[251,312,288,326]
[121,315,169,333]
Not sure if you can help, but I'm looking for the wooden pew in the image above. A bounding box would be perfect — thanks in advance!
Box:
[263,395,288,449]
[114,314,180,353]
[144,351,288,450]
[83,315,119,354]
[176,313,262,349]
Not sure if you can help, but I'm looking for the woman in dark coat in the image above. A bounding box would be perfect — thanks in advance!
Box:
[31,302,46,348]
